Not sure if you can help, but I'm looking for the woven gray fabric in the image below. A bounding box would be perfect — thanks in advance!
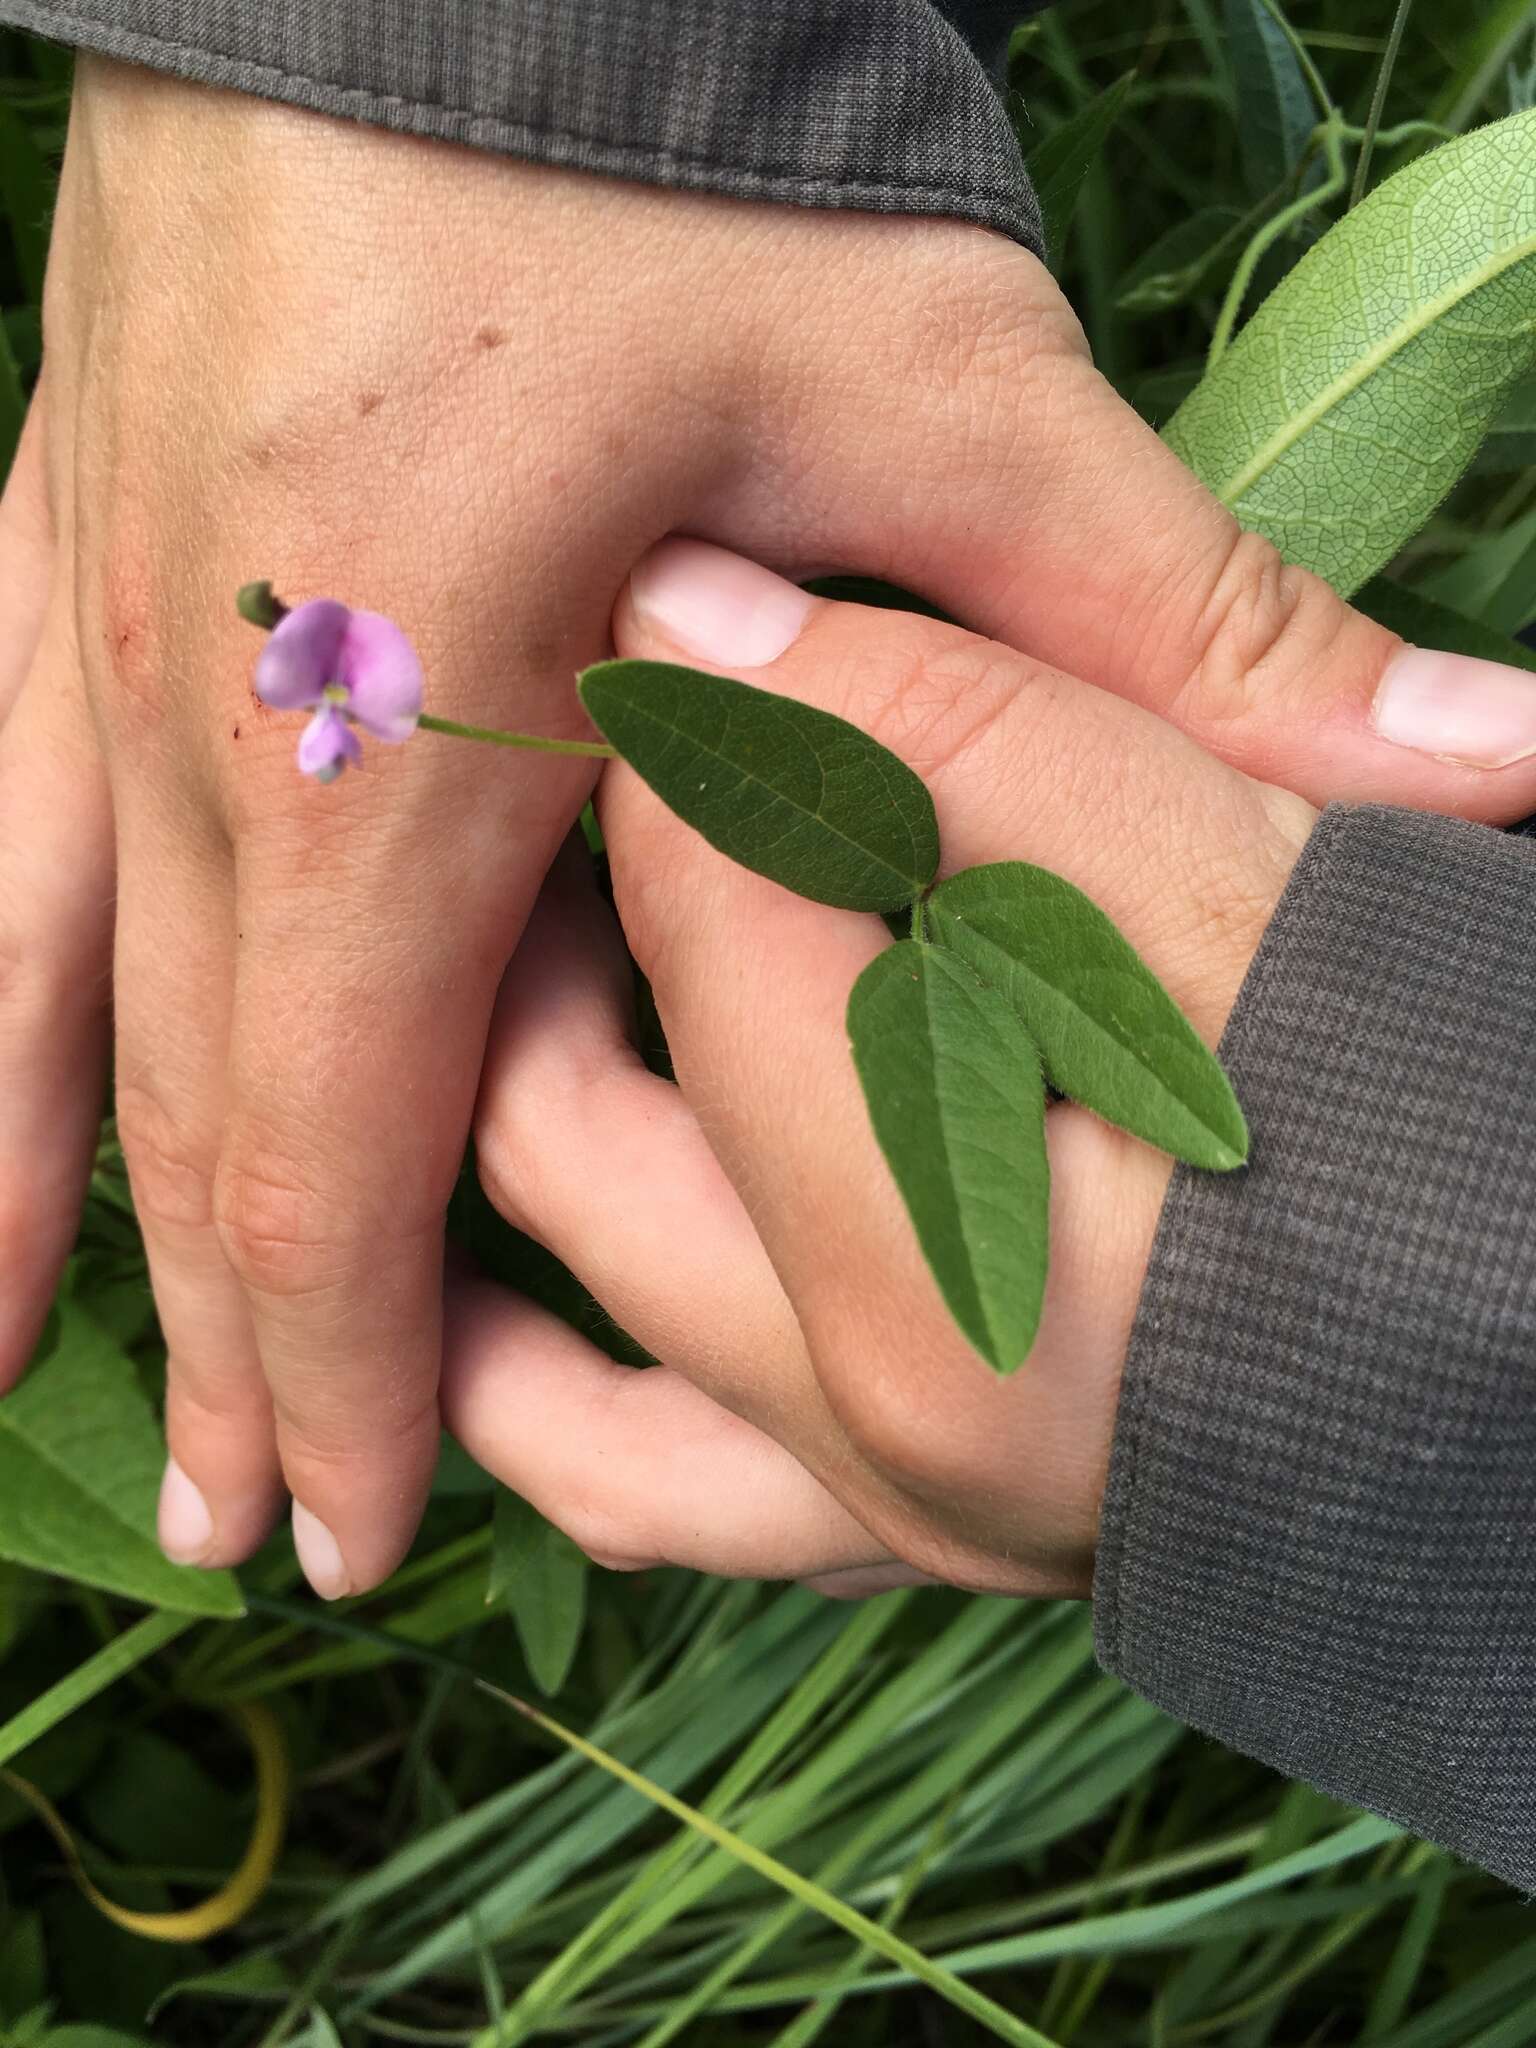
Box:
[1096,804,1536,1890]
[0,0,1042,251]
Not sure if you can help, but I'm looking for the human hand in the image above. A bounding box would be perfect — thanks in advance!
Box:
[443,537,1425,1595]
[8,58,1536,1599]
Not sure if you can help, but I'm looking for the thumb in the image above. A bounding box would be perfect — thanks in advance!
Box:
[773,241,1536,824]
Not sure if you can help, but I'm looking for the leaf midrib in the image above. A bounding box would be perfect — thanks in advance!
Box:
[933,909,1240,1163]
[611,692,924,893]
[920,956,1014,1366]
[1215,227,1536,508]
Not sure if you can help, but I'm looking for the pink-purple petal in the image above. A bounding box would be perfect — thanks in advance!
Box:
[297,702,363,780]
[339,610,423,742]
[254,598,351,710]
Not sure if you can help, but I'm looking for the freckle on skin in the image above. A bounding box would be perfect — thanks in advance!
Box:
[356,391,383,417]
[475,324,506,351]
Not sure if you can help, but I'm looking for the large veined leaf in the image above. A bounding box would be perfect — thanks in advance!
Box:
[1472,366,1536,471]
[848,942,1050,1376]
[927,863,1248,1172]
[1165,109,1536,597]
[579,661,938,912]
[0,1306,243,1617]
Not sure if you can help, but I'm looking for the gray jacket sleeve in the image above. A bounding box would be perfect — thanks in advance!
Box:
[1097,804,1536,1892]
[0,0,1043,251]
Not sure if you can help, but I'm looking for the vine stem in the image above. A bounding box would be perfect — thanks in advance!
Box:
[417,712,614,759]
[1350,0,1416,210]
[1207,115,1347,368]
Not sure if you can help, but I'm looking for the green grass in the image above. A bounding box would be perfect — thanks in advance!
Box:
[4,6,1536,2043]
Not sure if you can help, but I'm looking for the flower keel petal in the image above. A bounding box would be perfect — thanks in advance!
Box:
[298,702,364,781]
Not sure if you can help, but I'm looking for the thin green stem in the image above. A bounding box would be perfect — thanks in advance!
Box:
[417,713,614,759]
[1257,0,1334,121]
[1349,0,1415,209]
[910,897,927,944]
[1207,117,1347,366]
[478,1685,1060,2048]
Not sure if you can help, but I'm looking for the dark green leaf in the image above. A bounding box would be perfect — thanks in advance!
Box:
[491,1487,589,1696]
[927,864,1247,1171]
[579,660,937,912]
[1023,72,1135,270]
[0,308,24,486]
[1473,367,1536,469]
[1224,0,1318,197]
[1421,505,1536,636]
[1116,206,1248,315]
[1356,575,1536,675]
[848,941,1050,1375]
[0,1305,243,1617]
[0,100,50,304]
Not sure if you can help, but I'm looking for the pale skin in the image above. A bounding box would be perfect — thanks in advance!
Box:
[4,59,1536,1600]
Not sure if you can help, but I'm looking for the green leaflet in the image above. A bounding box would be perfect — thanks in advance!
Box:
[0,1307,242,1618]
[1023,72,1134,271]
[1224,0,1318,199]
[1420,502,1536,636]
[579,661,938,912]
[1356,575,1536,675]
[1165,109,1536,597]
[927,864,1247,1173]
[847,942,1050,1377]
[490,1487,588,1697]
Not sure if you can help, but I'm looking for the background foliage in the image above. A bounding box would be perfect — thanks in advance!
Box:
[4,3,1536,2043]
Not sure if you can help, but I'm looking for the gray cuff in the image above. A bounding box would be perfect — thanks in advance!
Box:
[1095,804,1536,1891]
[0,0,1042,251]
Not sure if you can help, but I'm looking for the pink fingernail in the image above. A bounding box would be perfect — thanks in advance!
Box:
[629,538,814,668]
[292,1501,351,1601]
[1371,646,1536,768]
[158,1457,214,1565]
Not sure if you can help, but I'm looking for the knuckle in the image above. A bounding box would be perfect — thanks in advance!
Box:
[211,1147,347,1296]
[829,1341,979,1497]
[1173,526,1339,730]
[278,1383,440,1470]
[858,635,1031,786]
[889,237,1088,398]
[116,1081,216,1235]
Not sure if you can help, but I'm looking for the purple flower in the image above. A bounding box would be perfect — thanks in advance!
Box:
[254,599,423,782]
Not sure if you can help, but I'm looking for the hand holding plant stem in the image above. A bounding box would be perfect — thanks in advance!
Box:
[241,566,1248,1378]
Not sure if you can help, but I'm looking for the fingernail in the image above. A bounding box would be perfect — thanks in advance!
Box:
[1371,646,1536,768]
[629,538,814,667]
[292,1501,351,1601]
[158,1456,214,1565]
